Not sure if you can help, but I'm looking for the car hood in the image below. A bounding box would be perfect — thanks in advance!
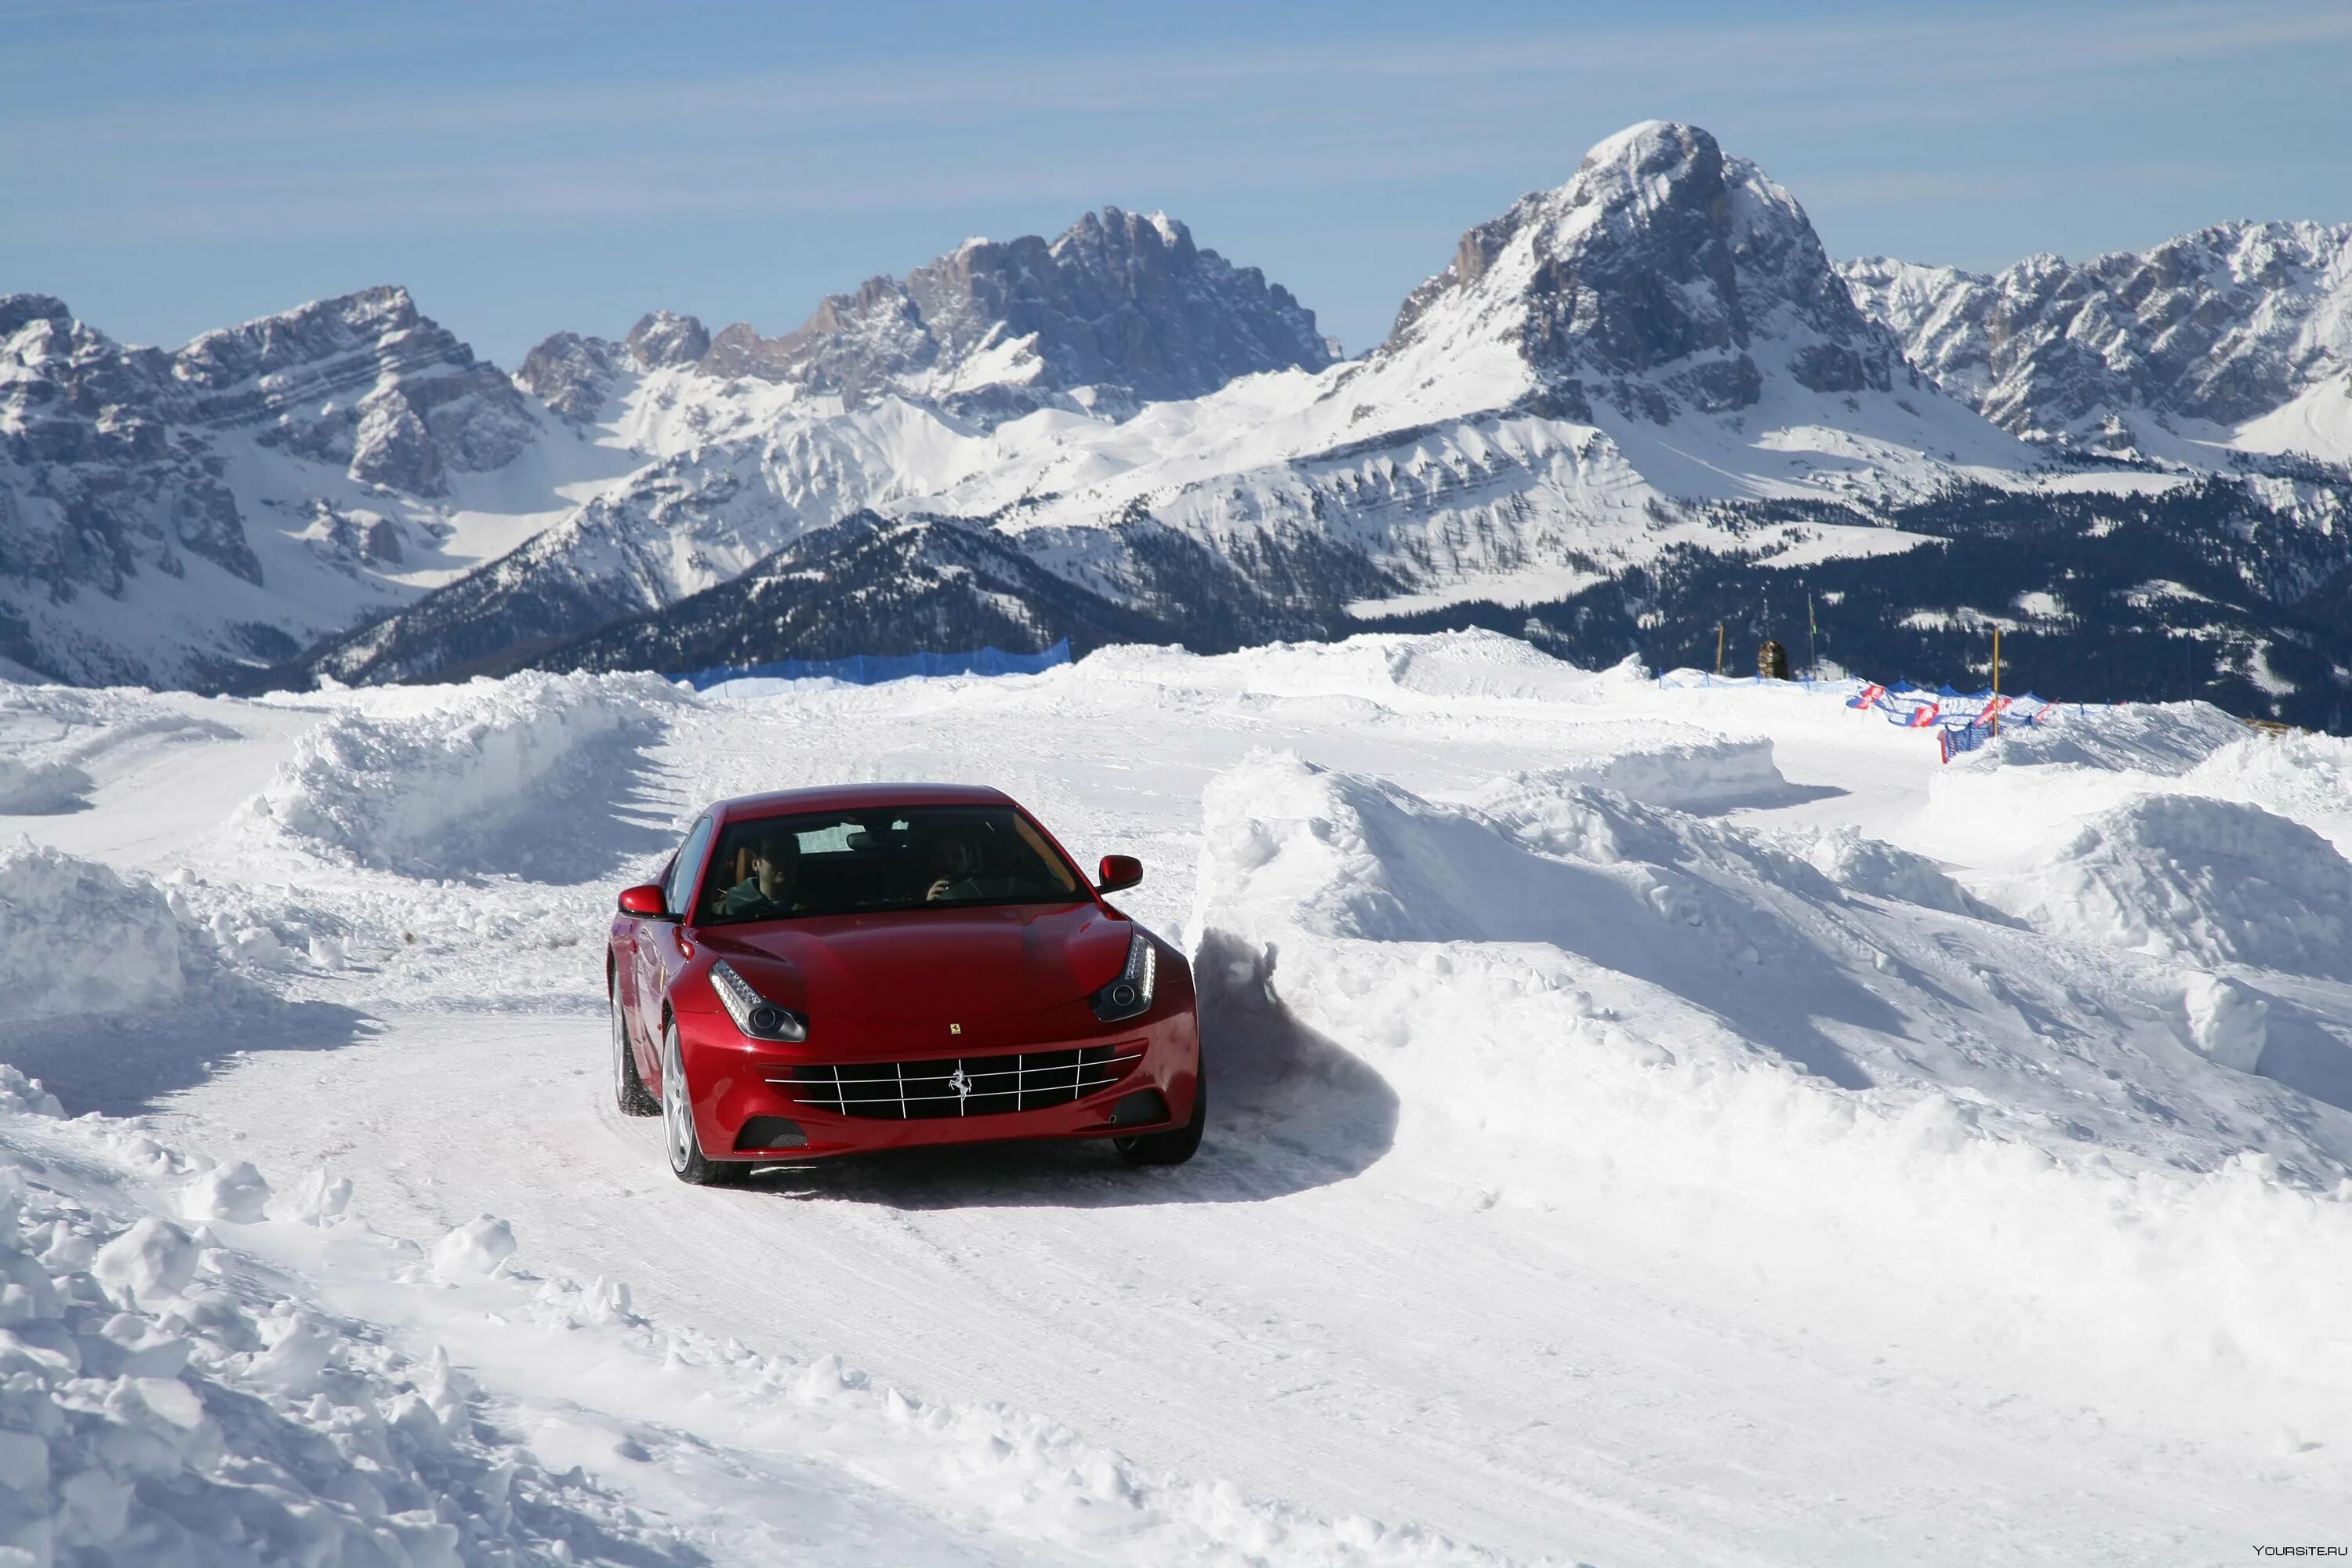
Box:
[701,901,1131,1027]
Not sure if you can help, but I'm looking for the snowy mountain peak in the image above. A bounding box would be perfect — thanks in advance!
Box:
[1377,121,1897,424]
[0,292,72,337]
[1842,220,2352,461]
[685,205,1332,423]
[625,309,710,370]
[516,309,712,421]
[166,285,537,495]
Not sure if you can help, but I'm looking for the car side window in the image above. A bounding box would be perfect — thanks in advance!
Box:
[663,815,713,917]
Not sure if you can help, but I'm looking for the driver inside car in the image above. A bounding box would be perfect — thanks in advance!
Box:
[922,827,987,903]
[717,829,802,920]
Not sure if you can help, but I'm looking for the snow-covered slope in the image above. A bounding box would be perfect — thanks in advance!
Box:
[1843,222,2352,465]
[10,631,2352,1562]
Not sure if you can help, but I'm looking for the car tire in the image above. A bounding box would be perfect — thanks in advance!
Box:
[1116,1056,1207,1167]
[612,972,659,1117]
[662,1018,748,1186]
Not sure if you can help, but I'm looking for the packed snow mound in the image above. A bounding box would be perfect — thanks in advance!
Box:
[0,755,93,815]
[1501,729,1790,812]
[1193,755,2325,1169]
[1192,753,2352,1392]
[1782,824,1996,919]
[1996,793,2352,978]
[2183,971,2270,1073]
[2183,730,2352,844]
[0,1127,694,1567]
[1203,753,1868,1105]
[0,842,317,1112]
[1352,632,1609,703]
[0,842,201,1025]
[238,673,680,879]
[1976,699,2249,775]
[1084,631,1602,706]
[0,1062,62,1117]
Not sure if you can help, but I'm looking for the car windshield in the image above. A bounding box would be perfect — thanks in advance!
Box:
[696,804,1084,925]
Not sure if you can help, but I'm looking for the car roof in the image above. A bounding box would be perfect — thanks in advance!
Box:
[712,782,1017,824]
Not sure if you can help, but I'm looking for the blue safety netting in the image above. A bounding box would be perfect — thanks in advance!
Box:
[676,639,1072,692]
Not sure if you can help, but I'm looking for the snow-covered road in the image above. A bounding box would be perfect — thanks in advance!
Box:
[7,634,2352,1565]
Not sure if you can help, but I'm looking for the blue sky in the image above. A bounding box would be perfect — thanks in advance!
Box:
[6,0,2349,366]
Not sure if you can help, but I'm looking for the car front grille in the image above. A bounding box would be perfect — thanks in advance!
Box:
[775,1044,1143,1120]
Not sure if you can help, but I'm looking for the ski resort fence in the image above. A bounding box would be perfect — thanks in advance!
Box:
[1656,670,2057,761]
[675,639,1073,693]
[1842,681,2056,761]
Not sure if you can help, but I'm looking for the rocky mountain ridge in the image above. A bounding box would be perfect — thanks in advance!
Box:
[0,199,1339,686]
[0,286,553,682]
[1841,222,2352,460]
[688,206,1334,423]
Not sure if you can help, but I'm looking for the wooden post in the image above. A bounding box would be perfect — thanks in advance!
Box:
[1991,626,2002,738]
[1715,622,1725,679]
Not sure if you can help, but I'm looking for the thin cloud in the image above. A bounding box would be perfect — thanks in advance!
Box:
[17,0,2351,154]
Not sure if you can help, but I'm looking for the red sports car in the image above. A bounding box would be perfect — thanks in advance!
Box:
[607,782,1203,1184]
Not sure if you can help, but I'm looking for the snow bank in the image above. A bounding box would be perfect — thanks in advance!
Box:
[1782,823,1995,918]
[1976,698,2248,775]
[0,755,93,815]
[0,843,347,1112]
[237,672,680,879]
[0,842,200,1025]
[1191,753,2352,1393]
[1996,793,2352,977]
[2183,728,2352,842]
[1081,630,1605,706]
[0,1114,692,1567]
[1484,731,1789,813]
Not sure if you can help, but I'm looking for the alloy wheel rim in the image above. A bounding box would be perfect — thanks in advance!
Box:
[610,980,626,1094]
[663,1026,691,1170]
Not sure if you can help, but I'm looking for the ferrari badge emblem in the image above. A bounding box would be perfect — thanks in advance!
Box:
[949,1022,962,1035]
[948,1067,973,1105]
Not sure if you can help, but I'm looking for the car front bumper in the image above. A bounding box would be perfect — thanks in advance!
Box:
[674,1004,1201,1161]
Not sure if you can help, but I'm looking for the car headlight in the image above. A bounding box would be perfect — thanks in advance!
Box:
[709,960,808,1042]
[1090,932,1158,1022]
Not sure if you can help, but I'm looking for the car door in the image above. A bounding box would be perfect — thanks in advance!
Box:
[635,813,712,1054]
[615,850,665,1011]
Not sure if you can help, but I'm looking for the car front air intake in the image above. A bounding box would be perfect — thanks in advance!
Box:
[776,1044,1143,1120]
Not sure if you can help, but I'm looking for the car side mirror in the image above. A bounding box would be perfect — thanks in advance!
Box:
[618,884,673,919]
[1095,855,1143,895]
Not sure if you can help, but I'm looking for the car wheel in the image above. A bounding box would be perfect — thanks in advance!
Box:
[1116,1056,1206,1167]
[662,1018,748,1186]
[612,972,659,1117]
